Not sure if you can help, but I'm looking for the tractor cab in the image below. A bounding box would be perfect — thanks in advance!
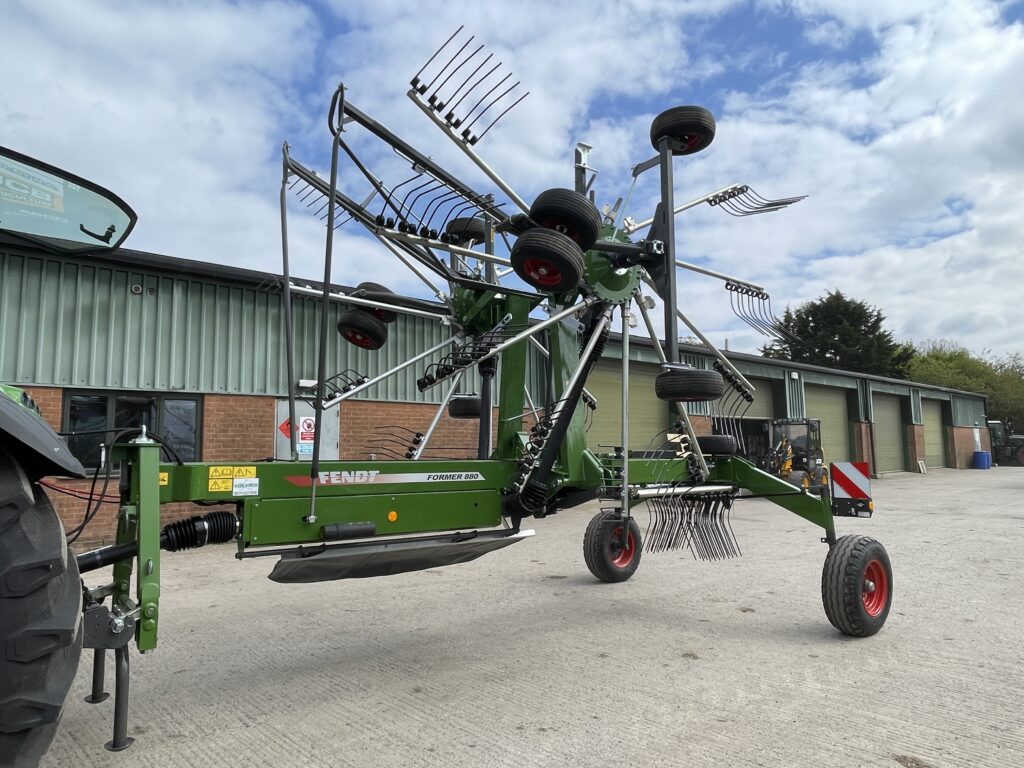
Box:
[761,418,828,493]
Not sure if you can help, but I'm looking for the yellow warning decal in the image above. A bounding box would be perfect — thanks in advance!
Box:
[208,479,233,493]
[208,466,235,479]
[233,466,256,478]
[159,472,169,487]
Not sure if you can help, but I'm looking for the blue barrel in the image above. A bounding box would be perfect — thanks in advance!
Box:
[972,451,992,469]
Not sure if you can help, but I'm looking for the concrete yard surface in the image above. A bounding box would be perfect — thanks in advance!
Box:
[44,467,1024,768]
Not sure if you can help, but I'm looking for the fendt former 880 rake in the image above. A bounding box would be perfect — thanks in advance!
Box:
[0,29,892,766]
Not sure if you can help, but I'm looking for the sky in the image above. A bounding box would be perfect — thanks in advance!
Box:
[2,0,1022,358]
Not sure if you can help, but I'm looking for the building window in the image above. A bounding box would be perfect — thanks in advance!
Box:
[63,392,201,467]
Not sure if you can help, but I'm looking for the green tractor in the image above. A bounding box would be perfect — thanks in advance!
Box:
[988,419,1024,466]
[1,44,893,766]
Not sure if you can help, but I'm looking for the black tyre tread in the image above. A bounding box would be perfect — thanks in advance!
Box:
[353,282,396,324]
[650,105,716,155]
[445,217,487,245]
[696,435,737,456]
[529,188,603,251]
[654,369,725,402]
[509,229,585,293]
[447,396,481,420]
[0,448,82,767]
[337,309,388,350]
[583,510,642,583]
[821,534,892,638]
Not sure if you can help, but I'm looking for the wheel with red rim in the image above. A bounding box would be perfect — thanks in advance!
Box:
[821,534,892,637]
[336,309,388,350]
[650,106,716,156]
[583,510,642,583]
[529,188,603,251]
[510,229,585,293]
[354,281,396,324]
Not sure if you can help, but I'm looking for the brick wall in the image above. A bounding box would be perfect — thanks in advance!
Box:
[949,425,992,469]
[905,424,926,473]
[851,422,873,470]
[338,400,499,460]
[690,415,713,437]
[203,395,276,461]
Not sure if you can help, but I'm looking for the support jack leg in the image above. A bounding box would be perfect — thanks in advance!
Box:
[104,645,134,752]
[85,648,109,704]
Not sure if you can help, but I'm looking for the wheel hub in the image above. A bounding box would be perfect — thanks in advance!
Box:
[861,559,888,617]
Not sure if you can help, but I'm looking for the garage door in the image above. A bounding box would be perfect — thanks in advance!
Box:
[872,393,905,473]
[586,361,668,450]
[743,377,776,419]
[804,385,850,463]
[922,399,946,468]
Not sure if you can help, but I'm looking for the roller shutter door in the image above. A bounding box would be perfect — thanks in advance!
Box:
[872,393,905,472]
[804,385,850,463]
[922,399,946,468]
[586,361,667,450]
[742,377,776,419]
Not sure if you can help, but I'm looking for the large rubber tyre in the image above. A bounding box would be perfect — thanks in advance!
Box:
[583,510,642,583]
[821,535,893,637]
[510,229,585,293]
[654,368,725,402]
[696,435,737,456]
[650,106,716,156]
[354,281,396,324]
[0,448,83,768]
[337,309,388,350]
[529,188,603,251]
[447,395,481,420]
[445,216,487,246]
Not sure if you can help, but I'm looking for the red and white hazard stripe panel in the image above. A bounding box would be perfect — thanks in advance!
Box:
[829,462,873,517]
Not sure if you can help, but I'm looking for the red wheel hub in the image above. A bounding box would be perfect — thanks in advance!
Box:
[521,258,563,288]
[343,329,374,348]
[862,559,889,617]
[610,525,636,568]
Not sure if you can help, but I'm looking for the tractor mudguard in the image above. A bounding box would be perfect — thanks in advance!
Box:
[0,393,85,479]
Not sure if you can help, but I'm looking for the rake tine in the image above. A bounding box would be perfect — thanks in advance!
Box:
[473,90,529,144]
[446,61,502,126]
[463,80,519,134]
[423,188,464,230]
[411,25,464,91]
[404,179,446,220]
[461,72,512,128]
[396,177,441,221]
[382,171,426,221]
[424,35,475,99]
[431,43,484,108]
[747,292,776,335]
[444,52,493,121]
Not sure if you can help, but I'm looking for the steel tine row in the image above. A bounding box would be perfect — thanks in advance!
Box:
[643,493,741,560]
[409,28,528,144]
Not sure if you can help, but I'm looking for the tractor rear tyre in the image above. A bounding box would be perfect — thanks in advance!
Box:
[654,368,725,402]
[445,216,487,246]
[447,396,481,420]
[821,535,892,637]
[337,309,388,350]
[650,106,716,156]
[583,510,642,583]
[510,229,585,293]
[696,435,737,456]
[529,188,603,251]
[0,448,83,768]
[354,282,397,323]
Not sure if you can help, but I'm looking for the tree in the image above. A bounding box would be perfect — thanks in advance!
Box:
[910,342,1024,428]
[762,290,915,378]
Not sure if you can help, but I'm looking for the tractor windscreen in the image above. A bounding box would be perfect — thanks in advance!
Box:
[0,146,136,254]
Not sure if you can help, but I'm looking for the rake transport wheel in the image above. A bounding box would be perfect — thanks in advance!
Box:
[529,188,603,251]
[337,309,388,350]
[583,510,642,583]
[696,435,737,456]
[821,535,893,637]
[650,106,716,156]
[0,448,83,768]
[447,395,481,420]
[354,281,397,323]
[445,216,487,246]
[654,368,725,402]
[510,229,585,293]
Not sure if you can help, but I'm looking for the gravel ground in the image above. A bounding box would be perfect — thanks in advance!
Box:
[43,467,1024,768]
